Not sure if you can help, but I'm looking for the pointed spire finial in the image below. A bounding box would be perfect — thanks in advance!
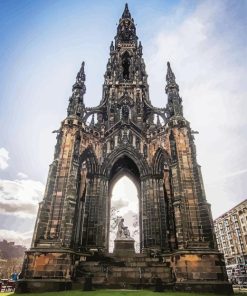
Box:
[122,3,131,19]
[73,61,86,93]
[138,41,143,56]
[116,3,137,45]
[165,61,183,117]
[165,61,179,93]
[166,61,176,83]
[110,41,114,53]
[77,61,86,83]
[68,61,86,118]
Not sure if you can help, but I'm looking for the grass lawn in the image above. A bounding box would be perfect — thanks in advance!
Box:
[1,290,246,296]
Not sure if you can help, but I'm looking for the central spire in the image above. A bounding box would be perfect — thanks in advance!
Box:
[115,3,137,47]
[122,3,131,19]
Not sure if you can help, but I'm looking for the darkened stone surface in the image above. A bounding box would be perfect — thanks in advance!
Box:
[75,253,172,289]
[113,239,135,256]
[19,3,232,294]
[83,274,93,291]
[154,276,164,292]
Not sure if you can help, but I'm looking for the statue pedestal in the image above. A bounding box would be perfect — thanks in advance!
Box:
[113,239,135,256]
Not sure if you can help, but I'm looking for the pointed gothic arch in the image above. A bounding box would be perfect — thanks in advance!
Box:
[101,145,149,177]
[108,156,141,252]
[122,51,131,80]
[79,146,99,176]
[152,147,171,175]
[102,149,143,250]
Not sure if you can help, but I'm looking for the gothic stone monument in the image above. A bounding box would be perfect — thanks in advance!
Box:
[17,4,232,294]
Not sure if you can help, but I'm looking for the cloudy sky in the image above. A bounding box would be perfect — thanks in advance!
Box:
[0,0,246,248]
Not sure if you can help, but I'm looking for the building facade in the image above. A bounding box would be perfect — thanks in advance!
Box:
[214,199,247,284]
[17,4,232,294]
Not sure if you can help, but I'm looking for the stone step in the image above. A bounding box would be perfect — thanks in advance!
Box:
[109,266,169,272]
[77,273,171,286]
[80,268,170,276]
[81,262,171,270]
[77,255,173,287]
[108,256,160,263]
[77,267,172,283]
[80,259,164,266]
[80,264,165,271]
[80,260,171,272]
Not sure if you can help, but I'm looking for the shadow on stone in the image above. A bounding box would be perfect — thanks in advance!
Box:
[154,275,164,292]
[83,273,94,291]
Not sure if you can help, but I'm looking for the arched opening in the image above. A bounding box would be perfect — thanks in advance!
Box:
[108,155,141,253]
[109,175,139,253]
[86,113,98,127]
[122,51,130,80]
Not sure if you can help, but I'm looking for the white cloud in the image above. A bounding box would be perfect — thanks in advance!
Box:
[17,172,28,179]
[0,178,45,218]
[111,176,138,216]
[207,169,247,182]
[0,229,32,248]
[0,147,9,170]
[111,198,129,209]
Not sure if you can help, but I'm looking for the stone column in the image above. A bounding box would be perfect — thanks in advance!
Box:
[81,176,108,249]
[141,176,166,250]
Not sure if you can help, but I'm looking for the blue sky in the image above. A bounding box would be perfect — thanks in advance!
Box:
[0,0,246,246]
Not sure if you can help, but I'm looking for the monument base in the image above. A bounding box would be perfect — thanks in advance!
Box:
[113,239,135,256]
[17,250,233,294]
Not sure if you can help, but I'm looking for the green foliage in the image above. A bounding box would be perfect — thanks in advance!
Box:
[110,207,121,233]
[0,257,23,278]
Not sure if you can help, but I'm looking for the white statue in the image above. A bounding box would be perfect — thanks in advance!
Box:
[116,218,133,240]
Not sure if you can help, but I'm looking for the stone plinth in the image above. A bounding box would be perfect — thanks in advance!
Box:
[113,239,135,256]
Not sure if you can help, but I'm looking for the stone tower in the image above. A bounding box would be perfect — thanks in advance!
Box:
[17,4,232,294]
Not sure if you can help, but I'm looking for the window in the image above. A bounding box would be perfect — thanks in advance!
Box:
[122,52,131,80]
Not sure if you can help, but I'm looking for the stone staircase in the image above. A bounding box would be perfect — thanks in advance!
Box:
[75,253,173,289]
